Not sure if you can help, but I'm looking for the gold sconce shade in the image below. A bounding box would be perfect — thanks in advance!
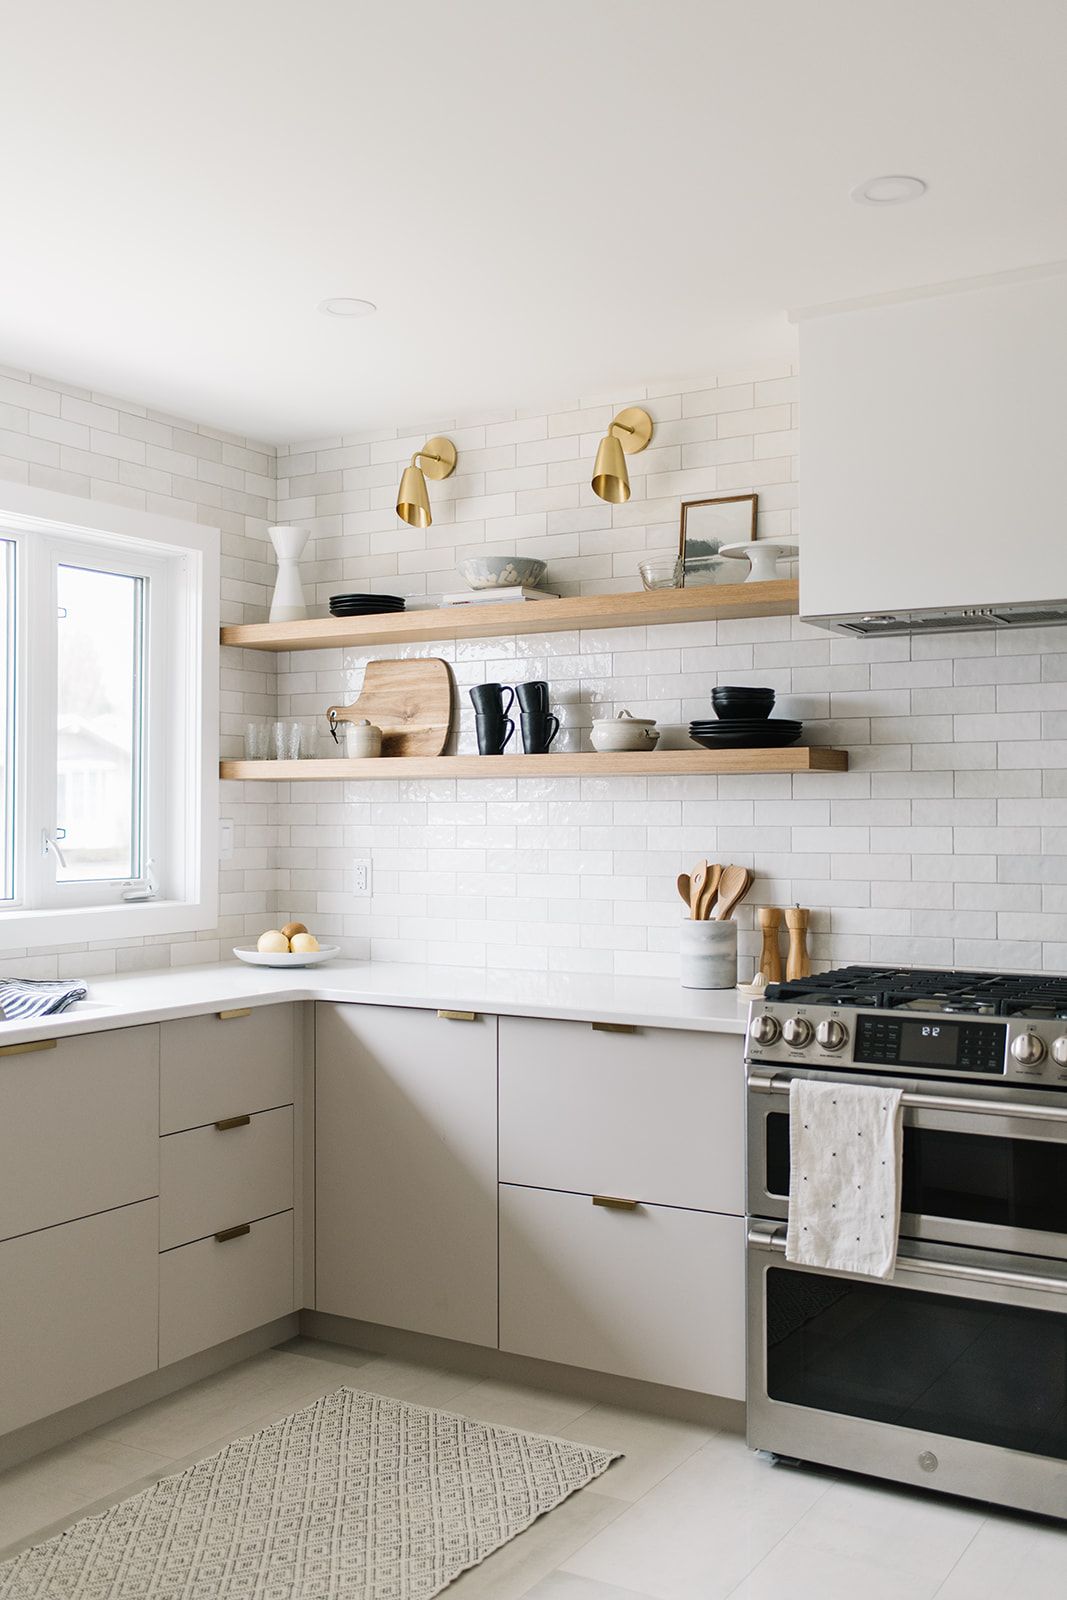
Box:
[590,407,654,504]
[396,435,457,529]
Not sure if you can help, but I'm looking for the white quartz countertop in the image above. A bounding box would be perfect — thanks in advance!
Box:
[0,959,752,1047]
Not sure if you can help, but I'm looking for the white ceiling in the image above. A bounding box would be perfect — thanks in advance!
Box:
[2,0,1065,443]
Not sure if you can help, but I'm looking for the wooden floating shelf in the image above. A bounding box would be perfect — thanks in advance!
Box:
[221,747,848,782]
[220,580,799,653]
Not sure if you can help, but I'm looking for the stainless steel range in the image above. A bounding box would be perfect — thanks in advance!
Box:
[745,964,1067,1519]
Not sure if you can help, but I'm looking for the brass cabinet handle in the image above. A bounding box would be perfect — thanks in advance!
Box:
[217,1008,252,1021]
[214,1222,251,1242]
[214,1114,251,1131]
[437,1010,476,1022]
[592,1194,640,1211]
[591,1022,636,1034]
[0,1038,58,1057]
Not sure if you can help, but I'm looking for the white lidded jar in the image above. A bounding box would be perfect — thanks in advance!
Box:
[590,709,660,752]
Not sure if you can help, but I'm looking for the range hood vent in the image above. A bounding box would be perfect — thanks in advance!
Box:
[813,602,1067,637]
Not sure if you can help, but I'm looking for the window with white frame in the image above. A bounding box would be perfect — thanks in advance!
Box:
[0,485,218,945]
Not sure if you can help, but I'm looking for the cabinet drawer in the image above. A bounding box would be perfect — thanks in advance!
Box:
[159,1106,294,1251]
[160,1006,295,1134]
[499,1184,745,1398]
[159,1209,294,1367]
[0,1200,158,1434]
[498,1016,744,1214]
[0,1026,158,1242]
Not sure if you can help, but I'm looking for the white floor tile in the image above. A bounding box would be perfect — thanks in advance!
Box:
[562,1431,833,1600]
[728,1540,945,1600]
[447,1488,627,1600]
[933,1512,1067,1598]
[522,1575,661,1600]
[553,1406,716,1503]
[444,1377,596,1437]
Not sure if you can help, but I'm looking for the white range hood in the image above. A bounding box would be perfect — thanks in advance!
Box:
[797,268,1067,635]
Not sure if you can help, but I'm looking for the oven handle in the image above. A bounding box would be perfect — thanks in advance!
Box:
[746,1072,1067,1122]
[747,1223,1067,1295]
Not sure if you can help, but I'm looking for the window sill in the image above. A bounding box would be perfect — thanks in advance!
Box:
[0,897,218,950]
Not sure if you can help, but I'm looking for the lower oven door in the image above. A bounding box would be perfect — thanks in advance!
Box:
[747,1222,1067,1517]
[748,1068,1067,1261]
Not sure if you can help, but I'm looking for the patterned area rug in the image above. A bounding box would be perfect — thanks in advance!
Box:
[0,1388,621,1599]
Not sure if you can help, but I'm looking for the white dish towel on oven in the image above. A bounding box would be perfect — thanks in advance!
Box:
[785,1078,904,1279]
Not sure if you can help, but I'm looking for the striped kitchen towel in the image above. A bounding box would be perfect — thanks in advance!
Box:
[0,978,87,1020]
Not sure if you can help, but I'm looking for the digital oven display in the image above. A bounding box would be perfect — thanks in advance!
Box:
[855,1015,1006,1073]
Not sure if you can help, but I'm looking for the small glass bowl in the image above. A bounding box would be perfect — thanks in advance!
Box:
[638,556,683,591]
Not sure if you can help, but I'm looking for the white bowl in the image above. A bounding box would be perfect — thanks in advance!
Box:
[459,556,547,590]
[233,944,340,968]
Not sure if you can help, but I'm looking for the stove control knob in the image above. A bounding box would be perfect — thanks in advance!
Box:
[750,1014,781,1046]
[816,1019,849,1052]
[1011,1032,1047,1067]
[1050,1036,1067,1067]
[782,1016,813,1048]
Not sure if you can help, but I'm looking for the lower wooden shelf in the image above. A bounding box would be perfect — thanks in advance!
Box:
[220,748,848,780]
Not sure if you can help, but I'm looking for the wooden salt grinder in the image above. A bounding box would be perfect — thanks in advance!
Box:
[756,907,784,984]
[785,906,812,981]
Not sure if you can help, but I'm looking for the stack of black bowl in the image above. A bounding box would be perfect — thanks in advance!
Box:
[330,592,406,618]
[689,685,802,749]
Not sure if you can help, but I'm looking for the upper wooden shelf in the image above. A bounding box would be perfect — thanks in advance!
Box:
[220,746,848,781]
[220,580,799,652]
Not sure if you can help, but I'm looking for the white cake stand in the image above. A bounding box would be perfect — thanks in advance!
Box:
[718,540,798,583]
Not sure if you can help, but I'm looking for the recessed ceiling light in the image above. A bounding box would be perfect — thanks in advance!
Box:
[317,297,377,318]
[850,175,928,206]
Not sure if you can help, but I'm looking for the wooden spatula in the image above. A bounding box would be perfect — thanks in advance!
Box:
[687,860,710,920]
[714,864,753,921]
[676,872,693,910]
[694,862,724,920]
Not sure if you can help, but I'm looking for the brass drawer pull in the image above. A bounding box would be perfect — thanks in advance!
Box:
[214,1222,251,1243]
[437,1009,476,1022]
[0,1038,58,1057]
[591,1021,635,1034]
[592,1194,640,1211]
[217,1008,252,1021]
[214,1114,251,1131]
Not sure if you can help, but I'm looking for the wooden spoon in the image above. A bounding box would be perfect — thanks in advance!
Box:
[695,862,724,921]
[676,872,693,910]
[714,864,754,921]
[687,860,710,920]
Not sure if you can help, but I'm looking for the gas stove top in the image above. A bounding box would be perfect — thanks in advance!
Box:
[750,964,1067,1085]
[766,964,1067,1020]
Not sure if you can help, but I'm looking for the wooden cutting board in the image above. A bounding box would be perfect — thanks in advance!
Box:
[326,659,454,756]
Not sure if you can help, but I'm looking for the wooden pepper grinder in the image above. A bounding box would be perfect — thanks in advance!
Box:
[785,905,811,980]
[756,907,784,984]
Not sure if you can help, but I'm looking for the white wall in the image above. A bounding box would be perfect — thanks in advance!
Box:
[0,361,280,977]
[271,366,1067,978]
[1,355,1065,980]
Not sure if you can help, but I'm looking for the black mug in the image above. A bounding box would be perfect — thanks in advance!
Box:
[516,679,549,714]
[520,712,560,753]
[470,682,515,717]
[475,712,514,754]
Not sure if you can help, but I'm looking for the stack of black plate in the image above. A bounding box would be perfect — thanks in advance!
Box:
[689,719,802,749]
[330,592,406,617]
[689,684,802,749]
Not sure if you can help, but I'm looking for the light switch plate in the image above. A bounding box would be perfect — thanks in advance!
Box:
[219,818,235,860]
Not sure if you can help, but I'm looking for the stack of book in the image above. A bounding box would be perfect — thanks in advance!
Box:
[439,586,559,607]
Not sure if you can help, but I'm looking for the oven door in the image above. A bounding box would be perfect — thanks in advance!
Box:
[748,1067,1067,1261]
[747,1222,1067,1517]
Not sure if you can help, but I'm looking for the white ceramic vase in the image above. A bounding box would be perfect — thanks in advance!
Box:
[268,525,310,622]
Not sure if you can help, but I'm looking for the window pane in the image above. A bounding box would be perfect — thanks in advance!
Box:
[0,542,14,901]
[56,564,144,882]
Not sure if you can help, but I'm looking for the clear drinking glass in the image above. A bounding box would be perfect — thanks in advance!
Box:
[244,719,272,760]
[272,719,303,761]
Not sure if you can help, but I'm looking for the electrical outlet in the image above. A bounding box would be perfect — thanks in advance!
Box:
[219,818,234,860]
[351,858,372,897]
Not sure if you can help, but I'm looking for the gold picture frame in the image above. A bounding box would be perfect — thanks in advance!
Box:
[678,493,758,585]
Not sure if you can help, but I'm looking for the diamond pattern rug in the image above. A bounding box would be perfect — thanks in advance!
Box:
[0,1388,621,1598]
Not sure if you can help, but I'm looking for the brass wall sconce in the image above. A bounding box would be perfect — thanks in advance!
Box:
[590,407,654,504]
[396,436,458,528]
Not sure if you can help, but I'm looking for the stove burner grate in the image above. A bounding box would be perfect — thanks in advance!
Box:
[765,965,1067,1019]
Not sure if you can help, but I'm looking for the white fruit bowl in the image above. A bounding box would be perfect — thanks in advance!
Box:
[233,945,340,969]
